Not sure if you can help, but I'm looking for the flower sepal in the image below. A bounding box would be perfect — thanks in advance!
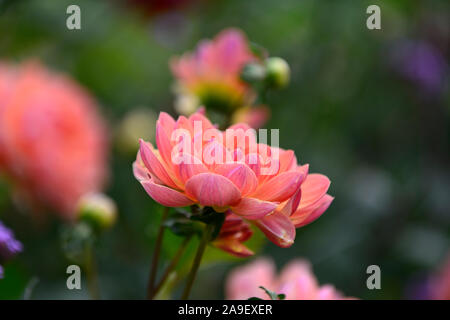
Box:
[164,206,226,242]
[163,209,203,238]
[248,286,286,300]
[190,206,226,242]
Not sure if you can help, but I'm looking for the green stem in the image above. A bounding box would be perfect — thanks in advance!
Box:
[181,224,213,300]
[85,242,100,300]
[147,207,169,299]
[222,112,233,130]
[151,235,192,299]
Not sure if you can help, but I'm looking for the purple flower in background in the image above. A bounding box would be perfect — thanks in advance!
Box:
[405,273,433,300]
[0,221,22,278]
[405,255,450,300]
[391,40,448,95]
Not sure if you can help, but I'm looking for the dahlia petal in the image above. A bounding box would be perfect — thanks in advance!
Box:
[254,211,296,248]
[215,162,258,196]
[245,153,262,178]
[231,197,277,220]
[158,112,175,133]
[227,122,254,134]
[140,179,194,207]
[278,149,297,173]
[224,125,258,154]
[257,144,279,182]
[139,140,178,189]
[132,161,149,181]
[173,153,208,184]
[213,239,254,258]
[202,140,233,170]
[185,173,241,207]
[252,171,305,202]
[155,121,174,166]
[196,106,206,115]
[298,174,331,209]
[175,115,194,135]
[188,110,215,132]
[280,187,302,216]
[293,194,334,227]
[297,164,310,176]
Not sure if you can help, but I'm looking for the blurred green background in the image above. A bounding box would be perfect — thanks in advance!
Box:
[0,0,449,299]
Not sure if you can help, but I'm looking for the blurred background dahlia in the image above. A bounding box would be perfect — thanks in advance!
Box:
[0,61,108,220]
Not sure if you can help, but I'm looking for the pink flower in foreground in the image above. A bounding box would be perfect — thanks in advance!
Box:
[133,109,303,229]
[170,29,257,112]
[133,109,332,250]
[226,258,354,300]
[0,61,108,220]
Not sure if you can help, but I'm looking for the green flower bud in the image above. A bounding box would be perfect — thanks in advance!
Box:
[264,57,290,89]
[77,193,117,231]
[116,108,156,155]
[240,62,266,84]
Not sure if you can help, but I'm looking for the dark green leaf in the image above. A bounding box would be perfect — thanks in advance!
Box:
[259,286,279,300]
[190,207,225,241]
[249,42,269,60]
[164,214,203,237]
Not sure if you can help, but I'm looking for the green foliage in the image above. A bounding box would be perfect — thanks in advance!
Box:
[248,286,286,300]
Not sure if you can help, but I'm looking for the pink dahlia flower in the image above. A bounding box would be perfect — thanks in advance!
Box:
[133,109,332,249]
[0,61,108,220]
[226,258,354,300]
[170,28,257,112]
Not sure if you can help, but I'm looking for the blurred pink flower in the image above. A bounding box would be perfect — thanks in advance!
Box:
[133,109,332,250]
[429,255,450,300]
[170,29,257,112]
[0,61,108,220]
[226,258,354,300]
[232,106,270,129]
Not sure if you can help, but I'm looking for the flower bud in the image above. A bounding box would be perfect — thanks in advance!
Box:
[264,57,290,89]
[116,108,156,154]
[240,62,266,84]
[174,93,199,116]
[77,193,117,231]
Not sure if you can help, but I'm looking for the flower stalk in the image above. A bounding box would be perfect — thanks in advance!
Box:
[151,235,192,299]
[181,223,214,300]
[84,241,100,300]
[147,207,169,299]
